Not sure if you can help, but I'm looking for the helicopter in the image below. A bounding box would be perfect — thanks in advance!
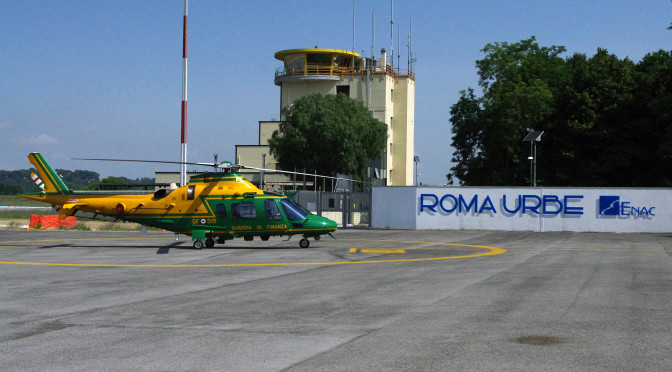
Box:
[18,152,338,249]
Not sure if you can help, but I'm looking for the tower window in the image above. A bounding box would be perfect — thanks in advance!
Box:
[336,85,350,96]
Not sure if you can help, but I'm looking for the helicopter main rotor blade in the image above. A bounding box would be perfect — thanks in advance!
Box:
[74,157,235,169]
[75,158,363,182]
[239,165,367,183]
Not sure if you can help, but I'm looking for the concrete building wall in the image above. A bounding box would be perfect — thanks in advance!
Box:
[235,145,273,168]
[258,121,280,144]
[279,80,340,109]
[390,76,414,186]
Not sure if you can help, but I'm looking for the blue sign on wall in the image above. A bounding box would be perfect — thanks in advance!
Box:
[419,193,584,216]
[372,187,670,232]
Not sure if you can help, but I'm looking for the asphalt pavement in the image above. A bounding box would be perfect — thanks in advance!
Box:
[0,229,670,371]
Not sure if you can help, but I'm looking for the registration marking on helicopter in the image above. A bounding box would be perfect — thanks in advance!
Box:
[0,238,506,267]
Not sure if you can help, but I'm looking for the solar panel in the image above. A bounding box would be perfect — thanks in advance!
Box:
[523,130,544,142]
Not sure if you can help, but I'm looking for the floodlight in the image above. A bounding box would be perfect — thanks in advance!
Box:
[522,130,545,187]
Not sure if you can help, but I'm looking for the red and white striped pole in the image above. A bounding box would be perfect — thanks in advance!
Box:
[180,0,188,186]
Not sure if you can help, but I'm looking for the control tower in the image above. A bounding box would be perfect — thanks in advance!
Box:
[236,47,415,187]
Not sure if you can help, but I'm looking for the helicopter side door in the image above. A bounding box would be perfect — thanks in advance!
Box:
[214,202,228,227]
[230,201,259,238]
[261,198,290,239]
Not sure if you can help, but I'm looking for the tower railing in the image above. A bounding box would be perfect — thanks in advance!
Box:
[275,65,414,80]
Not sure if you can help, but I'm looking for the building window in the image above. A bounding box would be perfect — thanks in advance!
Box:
[337,85,350,96]
[391,89,394,102]
[284,54,305,74]
[307,53,332,65]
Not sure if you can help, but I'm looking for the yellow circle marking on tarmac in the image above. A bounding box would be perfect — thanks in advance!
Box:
[0,237,506,267]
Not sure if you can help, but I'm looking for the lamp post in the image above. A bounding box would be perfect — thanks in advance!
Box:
[413,156,420,186]
[523,130,544,187]
[261,153,266,190]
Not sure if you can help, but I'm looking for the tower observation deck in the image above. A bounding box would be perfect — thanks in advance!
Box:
[274,48,414,84]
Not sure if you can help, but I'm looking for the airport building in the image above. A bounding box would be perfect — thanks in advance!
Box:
[236,47,415,190]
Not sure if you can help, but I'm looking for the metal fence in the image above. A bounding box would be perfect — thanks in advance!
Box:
[292,191,371,227]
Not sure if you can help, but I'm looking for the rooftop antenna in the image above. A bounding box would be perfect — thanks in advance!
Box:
[352,0,355,71]
[367,7,374,109]
[408,18,415,73]
[390,0,394,70]
[180,0,188,186]
[397,21,400,74]
[371,7,375,59]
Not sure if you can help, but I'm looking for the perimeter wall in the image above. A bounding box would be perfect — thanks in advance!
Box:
[371,187,672,233]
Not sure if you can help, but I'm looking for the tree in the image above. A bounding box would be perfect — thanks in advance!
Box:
[268,93,387,182]
[448,37,567,186]
[78,176,154,190]
[633,50,672,185]
[447,88,484,185]
[0,181,23,195]
[57,169,100,189]
[449,37,672,187]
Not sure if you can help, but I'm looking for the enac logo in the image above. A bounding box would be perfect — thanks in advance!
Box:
[598,196,620,216]
[599,195,655,218]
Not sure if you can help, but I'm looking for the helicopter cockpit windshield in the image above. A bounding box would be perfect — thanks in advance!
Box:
[280,199,309,221]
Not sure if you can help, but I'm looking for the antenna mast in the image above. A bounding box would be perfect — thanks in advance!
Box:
[397,22,400,74]
[371,7,375,59]
[390,0,393,70]
[180,0,188,186]
[408,18,412,73]
[352,0,355,70]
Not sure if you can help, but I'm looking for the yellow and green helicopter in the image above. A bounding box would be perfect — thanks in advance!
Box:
[18,153,338,249]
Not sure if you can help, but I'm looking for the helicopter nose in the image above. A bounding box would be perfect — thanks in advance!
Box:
[307,215,337,231]
[323,217,337,230]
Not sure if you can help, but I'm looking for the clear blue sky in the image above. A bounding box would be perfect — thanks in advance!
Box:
[2,1,670,185]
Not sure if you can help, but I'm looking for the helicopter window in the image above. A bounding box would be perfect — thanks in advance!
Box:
[187,185,196,200]
[280,199,309,221]
[264,199,283,221]
[216,203,227,217]
[232,202,257,219]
